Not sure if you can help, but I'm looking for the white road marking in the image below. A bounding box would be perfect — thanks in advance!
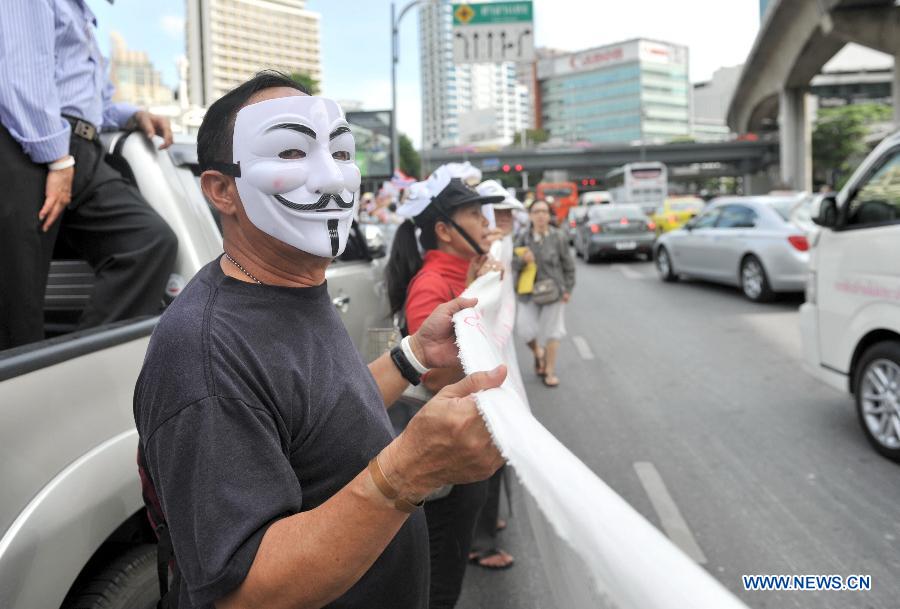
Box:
[614,264,650,280]
[572,335,595,360]
[633,461,708,564]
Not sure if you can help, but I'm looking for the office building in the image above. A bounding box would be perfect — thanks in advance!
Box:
[537,39,691,145]
[419,0,531,149]
[187,0,321,108]
[108,32,175,107]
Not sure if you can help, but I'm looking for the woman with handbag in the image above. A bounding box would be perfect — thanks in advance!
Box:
[385,167,506,609]
[514,199,576,388]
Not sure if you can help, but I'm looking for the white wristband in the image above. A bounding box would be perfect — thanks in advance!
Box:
[48,156,75,171]
[400,335,430,375]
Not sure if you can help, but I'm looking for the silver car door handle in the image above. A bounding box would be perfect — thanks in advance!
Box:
[332,295,351,313]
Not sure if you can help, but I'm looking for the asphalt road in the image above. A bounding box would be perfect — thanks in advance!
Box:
[457,256,900,609]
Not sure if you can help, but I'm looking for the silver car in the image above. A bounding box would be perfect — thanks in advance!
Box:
[653,196,811,302]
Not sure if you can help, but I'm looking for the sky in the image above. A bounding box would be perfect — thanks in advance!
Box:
[88,0,763,147]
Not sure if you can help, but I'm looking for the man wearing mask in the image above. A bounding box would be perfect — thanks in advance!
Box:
[134,72,506,609]
[0,0,178,350]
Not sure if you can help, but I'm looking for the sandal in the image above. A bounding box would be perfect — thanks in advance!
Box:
[542,374,560,388]
[469,548,514,570]
[533,350,546,377]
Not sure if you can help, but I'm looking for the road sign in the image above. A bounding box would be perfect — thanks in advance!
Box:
[452,2,534,64]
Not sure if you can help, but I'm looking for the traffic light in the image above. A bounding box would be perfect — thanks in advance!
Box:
[514,164,523,172]
[502,164,511,173]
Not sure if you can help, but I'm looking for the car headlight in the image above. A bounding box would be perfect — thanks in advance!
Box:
[805,271,816,304]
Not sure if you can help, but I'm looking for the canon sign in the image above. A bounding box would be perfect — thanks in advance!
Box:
[569,46,625,71]
[537,39,686,80]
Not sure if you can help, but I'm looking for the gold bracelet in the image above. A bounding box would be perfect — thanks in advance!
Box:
[368,456,424,514]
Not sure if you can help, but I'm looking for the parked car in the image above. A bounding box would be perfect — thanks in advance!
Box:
[574,204,656,262]
[0,132,389,609]
[800,130,900,462]
[653,195,810,302]
[565,206,589,244]
[579,190,612,206]
[649,195,704,234]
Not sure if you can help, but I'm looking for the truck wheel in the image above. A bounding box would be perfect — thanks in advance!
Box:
[854,341,900,463]
[63,545,159,609]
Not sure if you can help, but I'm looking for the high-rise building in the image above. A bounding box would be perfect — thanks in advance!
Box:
[108,32,175,107]
[187,0,321,108]
[537,39,690,145]
[419,0,531,149]
[692,65,743,141]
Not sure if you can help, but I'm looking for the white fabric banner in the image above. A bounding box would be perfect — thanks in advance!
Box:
[452,238,748,609]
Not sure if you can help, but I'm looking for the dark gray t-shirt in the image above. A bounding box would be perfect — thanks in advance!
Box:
[134,259,429,609]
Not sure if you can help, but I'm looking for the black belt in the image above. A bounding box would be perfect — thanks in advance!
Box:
[63,116,99,142]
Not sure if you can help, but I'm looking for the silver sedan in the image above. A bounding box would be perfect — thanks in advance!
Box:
[653,196,811,302]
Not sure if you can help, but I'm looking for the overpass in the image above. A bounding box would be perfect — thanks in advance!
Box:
[727,0,900,191]
[422,139,779,191]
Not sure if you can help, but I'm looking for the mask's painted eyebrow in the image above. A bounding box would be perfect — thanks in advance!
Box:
[330,126,351,140]
[266,123,317,139]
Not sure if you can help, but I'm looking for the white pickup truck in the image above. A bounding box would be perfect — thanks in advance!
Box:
[0,132,391,609]
[800,130,900,463]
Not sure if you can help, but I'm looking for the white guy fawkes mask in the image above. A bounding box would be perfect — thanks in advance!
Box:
[232,96,362,258]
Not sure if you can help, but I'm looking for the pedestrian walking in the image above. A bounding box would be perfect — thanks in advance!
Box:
[514,199,576,388]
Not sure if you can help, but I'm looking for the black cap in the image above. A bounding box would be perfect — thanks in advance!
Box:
[433,178,505,211]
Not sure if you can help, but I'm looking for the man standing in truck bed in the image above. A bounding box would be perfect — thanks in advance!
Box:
[0,0,178,350]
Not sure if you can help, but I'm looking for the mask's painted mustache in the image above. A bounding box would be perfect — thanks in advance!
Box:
[274,192,355,212]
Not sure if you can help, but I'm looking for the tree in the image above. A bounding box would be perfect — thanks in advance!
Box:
[289,72,320,95]
[513,128,549,147]
[813,103,891,189]
[398,133,421,178]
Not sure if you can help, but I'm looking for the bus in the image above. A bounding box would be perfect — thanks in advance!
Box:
[605,162,668,215]
[536,181,579,222]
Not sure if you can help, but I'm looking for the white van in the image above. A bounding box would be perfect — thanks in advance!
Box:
[800,130,900,463]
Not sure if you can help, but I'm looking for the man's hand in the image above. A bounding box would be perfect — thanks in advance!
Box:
[379,366,508,499]
[410,296,478,369]
[561,292,571,304]
[130,110,173,149]
[39,162,75,232]
[520,248,535,264]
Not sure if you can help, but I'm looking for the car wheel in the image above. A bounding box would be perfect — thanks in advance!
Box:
[740,255,774,302]
[854,342,900,463]
[63,545,159,609]
[656,246,678,282]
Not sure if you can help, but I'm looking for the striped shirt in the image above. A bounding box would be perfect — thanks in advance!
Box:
[0,0,138,163]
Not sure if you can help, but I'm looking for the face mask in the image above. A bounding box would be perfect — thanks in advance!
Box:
[231,96,362,258]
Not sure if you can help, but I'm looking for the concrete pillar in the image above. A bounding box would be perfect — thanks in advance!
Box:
[779,87,812,192]
[894,53,900,129]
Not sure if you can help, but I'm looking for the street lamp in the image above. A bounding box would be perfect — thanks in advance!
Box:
[391,0,435,175]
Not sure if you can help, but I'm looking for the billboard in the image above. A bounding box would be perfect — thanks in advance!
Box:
[346,110,393,179]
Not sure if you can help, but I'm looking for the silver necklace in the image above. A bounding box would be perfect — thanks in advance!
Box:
[223,252,262,285]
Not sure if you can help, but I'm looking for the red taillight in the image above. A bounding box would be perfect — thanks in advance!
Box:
[619,217,629,225]
[647,221,657,231]
[590,224,601,234]
[788,235,809,251]
[569,220,577,228]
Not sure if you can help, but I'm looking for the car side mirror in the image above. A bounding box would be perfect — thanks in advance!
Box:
[813,195,838,228]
